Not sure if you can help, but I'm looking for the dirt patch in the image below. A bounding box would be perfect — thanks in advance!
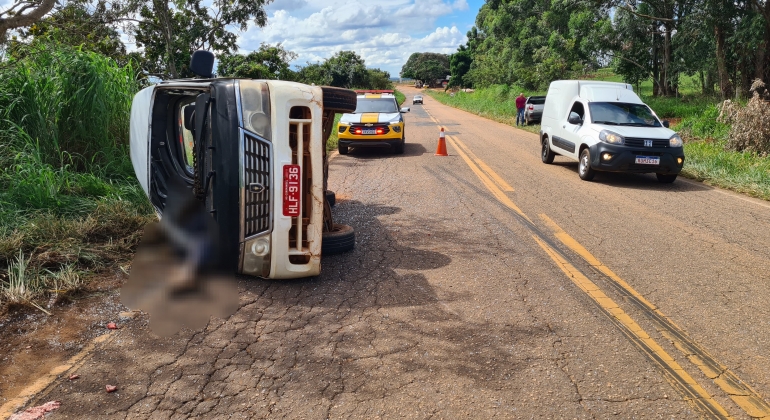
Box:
[0,270,129,407]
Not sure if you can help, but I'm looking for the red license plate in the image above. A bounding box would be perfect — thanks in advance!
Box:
[282,164,301,217]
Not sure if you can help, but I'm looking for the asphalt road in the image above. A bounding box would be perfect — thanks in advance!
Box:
[10,86,770,419]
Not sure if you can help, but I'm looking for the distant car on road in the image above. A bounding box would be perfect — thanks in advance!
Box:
[413,95,423,105]
[524,95,546,125]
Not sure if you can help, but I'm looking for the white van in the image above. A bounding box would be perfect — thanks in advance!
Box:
[539,80,684,182]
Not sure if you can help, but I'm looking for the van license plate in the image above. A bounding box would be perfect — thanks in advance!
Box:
[635,156,660,165]
[283,164,301,217]
[362,129,376,135]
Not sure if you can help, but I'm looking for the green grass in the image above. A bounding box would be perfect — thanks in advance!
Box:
[682,139,770,200]
[394,89,405,106]
[327,113,343,152]
[0,42,154,310]
[430,81,770,201]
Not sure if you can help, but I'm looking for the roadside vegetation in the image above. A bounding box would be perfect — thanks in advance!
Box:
[0,42,154,313]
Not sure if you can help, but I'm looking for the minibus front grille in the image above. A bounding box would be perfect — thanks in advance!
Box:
[288,106,312,259]
[244,132,271,238]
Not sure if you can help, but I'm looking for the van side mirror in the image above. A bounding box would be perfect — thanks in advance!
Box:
[662,120,670,128]
[190,50,215,78]
[568,112,582,125]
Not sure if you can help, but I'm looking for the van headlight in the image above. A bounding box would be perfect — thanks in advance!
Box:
[599,130,624,145]
[669,134,683,147]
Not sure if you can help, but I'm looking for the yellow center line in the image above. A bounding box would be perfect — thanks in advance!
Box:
[422,107,735,418]
[424,108,514,193]
[444,135,530,222]
[539,213,770,419]
[0,331,118,418]
[448,136,514,192]
[533,235,731,419]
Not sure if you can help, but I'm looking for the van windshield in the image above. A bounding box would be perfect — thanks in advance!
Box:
[354,98,399,113]
[589,102,662,127]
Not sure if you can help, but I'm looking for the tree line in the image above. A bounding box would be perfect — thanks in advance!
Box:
[439,0,770,99]
[0,0,392,89]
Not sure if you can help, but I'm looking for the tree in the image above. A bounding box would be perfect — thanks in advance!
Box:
[448,45,473,89]
[9,2,127,61]
[365,68,392,89]
[294,62,329,86]
[0,0,56,43]
[400,52,449,86]
[217,43,297,80]
[321,50,368,88]
[132,0,271,79]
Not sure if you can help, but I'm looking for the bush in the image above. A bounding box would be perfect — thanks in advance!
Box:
[718,80,770,156]
[675,104,731,141]
[0,42,153,308]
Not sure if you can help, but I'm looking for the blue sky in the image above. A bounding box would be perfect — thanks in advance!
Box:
[237,0,487,77]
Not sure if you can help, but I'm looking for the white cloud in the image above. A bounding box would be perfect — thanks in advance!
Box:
[239,0,471,76]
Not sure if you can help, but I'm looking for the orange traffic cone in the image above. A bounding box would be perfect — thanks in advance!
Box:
[435,127,448,156]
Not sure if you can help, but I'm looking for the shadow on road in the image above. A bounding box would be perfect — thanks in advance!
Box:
[552,160,712,192]
[342,142,428,159]
[25,192,551,418]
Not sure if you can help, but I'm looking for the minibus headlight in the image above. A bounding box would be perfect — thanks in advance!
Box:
[239,80,272,141]
[599,130,624,145]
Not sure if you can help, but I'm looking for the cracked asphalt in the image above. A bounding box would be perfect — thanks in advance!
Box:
[15,86,770,419]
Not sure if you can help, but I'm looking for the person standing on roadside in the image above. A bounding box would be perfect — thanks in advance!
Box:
[515,93,526,126]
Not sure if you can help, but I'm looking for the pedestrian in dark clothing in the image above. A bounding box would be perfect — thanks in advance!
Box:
[516,93,526,126]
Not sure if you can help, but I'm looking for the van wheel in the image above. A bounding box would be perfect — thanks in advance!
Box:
[322,223,355,255]
[578,148,595,181]
[541,137,555,164]
[321,87,357,113]
[656,173,677,183]
[325,190,336,207]
[338,145,348,155]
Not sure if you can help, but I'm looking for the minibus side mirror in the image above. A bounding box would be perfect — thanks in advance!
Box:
[190,50,215,79]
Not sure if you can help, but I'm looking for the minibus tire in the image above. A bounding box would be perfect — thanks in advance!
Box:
[322,87,357,113]
[322,223,355,255]
[325,190,336,207]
